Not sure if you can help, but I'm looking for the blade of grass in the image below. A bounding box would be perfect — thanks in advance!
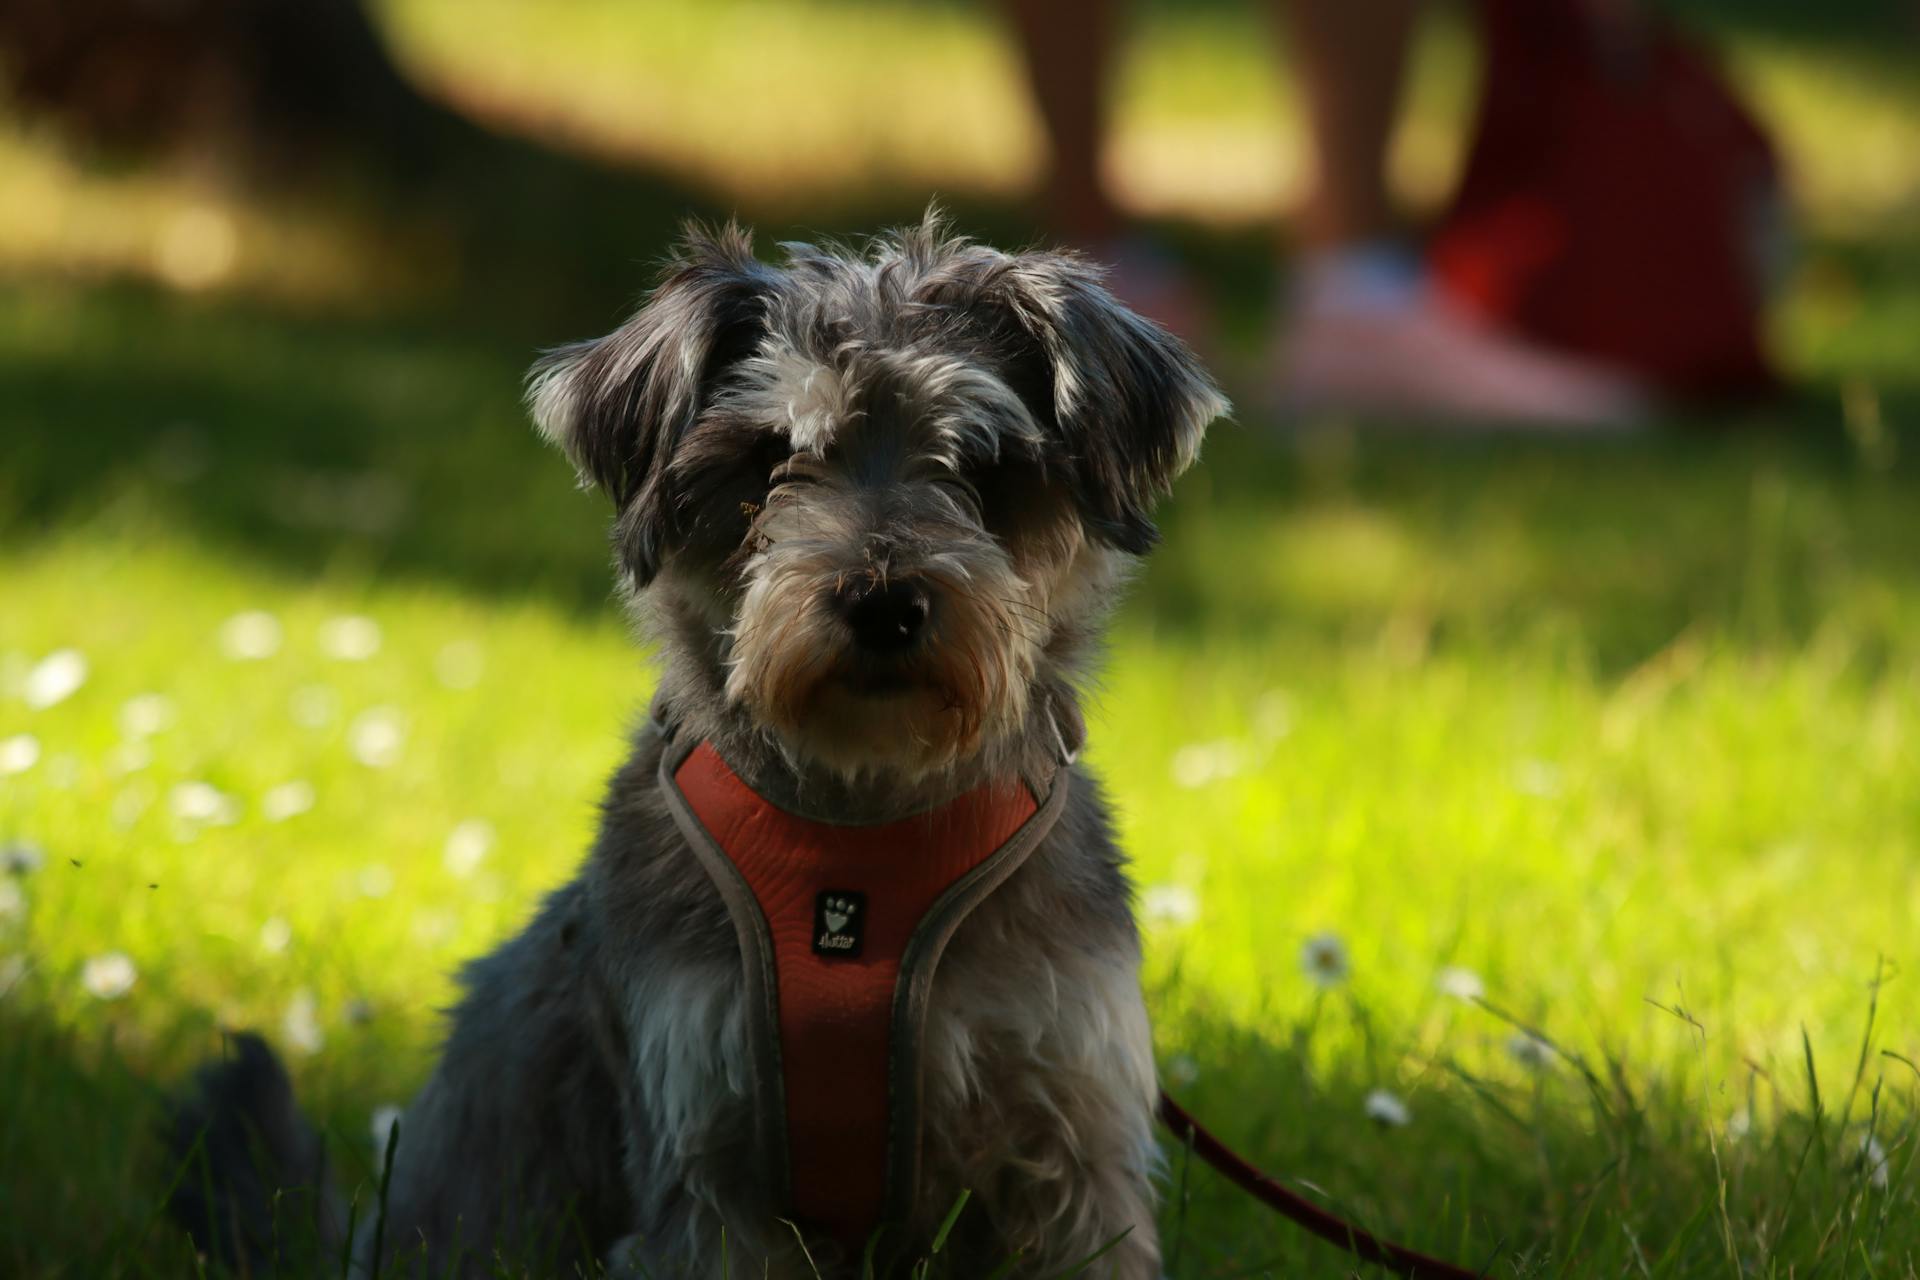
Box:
[368,1115,399,1280]
[782,1220,824,1279]
[1036,1227,1134,1280]
[929,1189,970,1255]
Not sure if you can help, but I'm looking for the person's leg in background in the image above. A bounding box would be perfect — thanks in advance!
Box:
[1286,0,1420,250]
[1003,0,1211,342]
[1275,0,1648,426]
[1004,0,1121,247]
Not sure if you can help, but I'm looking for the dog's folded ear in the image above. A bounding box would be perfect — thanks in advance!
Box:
[986,251,1230,554]
[527,222,777,586]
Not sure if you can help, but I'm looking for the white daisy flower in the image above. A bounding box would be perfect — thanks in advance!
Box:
[1506,1031,1556,1068]
[1300,932,1351,988]
[23,649,87,710]
[1436,966,1486,1001]
[171,781,240,825]
[318,615,382,662]
[1861,1135,1892,1189]
[349,707,406,768]
[1171,740,1243,789]
[106,740,153,775]
[443,819,496,878]
[119,693,176,738]
[2,841,44,876]
[1139,883,1201,928]
[1511,759,1563,798]
[412,909,456,946]
[1364,1088,1412,1127]
[0,734,39,776]
[371,1104,405,1167]
[1252,689,1295,742]
[258,917,292,954]
[42,753,80,789]
[82,951,137,999]
[0,880,25,924]
[433,640,484,690]
[283,989,325,1055]
[289,684,339,728]
[219,611,282,661]
[111,782,156,829]
[261,780,316,823]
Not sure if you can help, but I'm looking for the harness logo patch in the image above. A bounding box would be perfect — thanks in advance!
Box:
[813,890,865,958]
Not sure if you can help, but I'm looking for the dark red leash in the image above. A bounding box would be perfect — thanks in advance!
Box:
[1158,1091,1482,1279]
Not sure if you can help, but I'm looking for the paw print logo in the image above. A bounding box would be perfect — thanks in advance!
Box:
[813,889,866,957]
[822,895,857,935]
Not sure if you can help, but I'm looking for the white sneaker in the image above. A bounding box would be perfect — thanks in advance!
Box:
[1274,248,1651,430]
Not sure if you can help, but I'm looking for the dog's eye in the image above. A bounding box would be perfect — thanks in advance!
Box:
[975,454,1036,514]
[666,430,789,559]
[971,454,1046,529]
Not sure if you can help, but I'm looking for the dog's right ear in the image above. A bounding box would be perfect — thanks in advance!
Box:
[527,223,777,587]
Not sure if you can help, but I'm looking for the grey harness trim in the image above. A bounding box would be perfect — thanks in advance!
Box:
[653,724,795,1211]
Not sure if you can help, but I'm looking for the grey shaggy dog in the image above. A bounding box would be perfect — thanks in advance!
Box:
[167,215,1228,1278]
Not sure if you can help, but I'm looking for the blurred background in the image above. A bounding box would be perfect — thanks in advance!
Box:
[0,1,1916,1274]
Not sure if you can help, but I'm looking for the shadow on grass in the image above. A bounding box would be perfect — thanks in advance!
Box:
[0,980,443,1279]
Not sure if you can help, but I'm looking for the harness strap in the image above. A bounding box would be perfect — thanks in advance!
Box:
[654,721,1069,1249]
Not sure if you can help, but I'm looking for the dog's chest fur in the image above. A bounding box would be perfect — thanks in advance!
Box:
[585,724,1160,1272]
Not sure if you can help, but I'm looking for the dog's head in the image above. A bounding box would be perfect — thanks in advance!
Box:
[530,217,1227,780]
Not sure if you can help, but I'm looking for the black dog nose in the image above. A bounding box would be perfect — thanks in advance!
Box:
[838,580,931,653]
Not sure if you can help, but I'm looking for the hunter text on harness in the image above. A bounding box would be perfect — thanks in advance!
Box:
[656,728,1069,1248]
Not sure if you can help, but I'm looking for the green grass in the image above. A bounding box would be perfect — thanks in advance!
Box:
[2,272,1916,1275]
[4,1,1920,1274]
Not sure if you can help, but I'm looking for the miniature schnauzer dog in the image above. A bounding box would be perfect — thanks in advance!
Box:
[169,216,1227,1277]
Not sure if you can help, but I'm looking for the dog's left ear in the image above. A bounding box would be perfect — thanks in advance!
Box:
[527,223,777,586]
[991,252,1230,553]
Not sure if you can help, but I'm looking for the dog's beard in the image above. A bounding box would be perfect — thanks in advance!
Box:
[723,511,1042,781]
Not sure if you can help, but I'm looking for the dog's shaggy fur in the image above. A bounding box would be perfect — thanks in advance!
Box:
[167,216,1227,1278]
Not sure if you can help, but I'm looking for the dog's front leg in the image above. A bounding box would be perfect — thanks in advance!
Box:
[1027,1030,1164,1280]
[930,953,1164,1280]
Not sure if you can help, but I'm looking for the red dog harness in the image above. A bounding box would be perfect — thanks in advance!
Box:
[655,723,1070,1248]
